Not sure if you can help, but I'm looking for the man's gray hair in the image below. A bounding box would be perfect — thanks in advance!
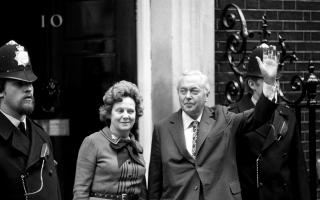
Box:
[177,70,210,94]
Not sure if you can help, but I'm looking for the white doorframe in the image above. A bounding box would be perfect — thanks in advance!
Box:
[137,0,152,182]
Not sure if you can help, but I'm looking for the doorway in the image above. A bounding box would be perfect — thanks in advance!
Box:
[0,0,137,199]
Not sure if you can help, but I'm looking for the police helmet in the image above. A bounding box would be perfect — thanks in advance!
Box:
[0,40,37,82]
[245,43,269,78]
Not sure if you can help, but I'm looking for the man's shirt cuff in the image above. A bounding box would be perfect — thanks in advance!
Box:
[263,82,277,102]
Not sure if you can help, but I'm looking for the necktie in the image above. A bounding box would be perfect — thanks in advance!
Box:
[18,122,28,137]
[191,121,199,159]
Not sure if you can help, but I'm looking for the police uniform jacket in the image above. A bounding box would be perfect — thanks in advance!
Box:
[229,94,310,200]
[148,94,277,200]
[0,111,62,200]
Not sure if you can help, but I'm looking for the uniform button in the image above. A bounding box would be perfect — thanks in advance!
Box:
[128,161,131,164]
[194,186,199,191]
[259,182,263,187]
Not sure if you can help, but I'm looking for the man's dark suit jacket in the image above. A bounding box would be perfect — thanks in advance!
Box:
[0,112,62,200]
[229,94,310,200]
[148,94,277,200]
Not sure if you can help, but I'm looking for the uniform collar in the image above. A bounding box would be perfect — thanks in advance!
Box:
[0,109,26,128]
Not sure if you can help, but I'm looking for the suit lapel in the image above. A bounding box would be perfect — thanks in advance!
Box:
[260,124,276,151]
[255,124,271,138]
[261,108,288,151]
[11,129,30,157]
[196,107,215,155]
[0,112,30,157]
[27,119,47,169]
[168,110,195,163]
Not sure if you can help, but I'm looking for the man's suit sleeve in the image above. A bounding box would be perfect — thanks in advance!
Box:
[290,122,310,200]
[148,124,162,200]
[228,103,240,114]
[232,93,278,133]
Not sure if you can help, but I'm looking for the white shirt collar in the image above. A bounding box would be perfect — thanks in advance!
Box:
[251,95,258,105]
[182,110,203,130]
[0,109,26,128]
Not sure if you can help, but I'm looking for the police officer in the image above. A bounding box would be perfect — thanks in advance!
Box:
[229,44,310,200]
[0,40,62,200]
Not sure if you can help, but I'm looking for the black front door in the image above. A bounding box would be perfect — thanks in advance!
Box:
[0,0,137,199]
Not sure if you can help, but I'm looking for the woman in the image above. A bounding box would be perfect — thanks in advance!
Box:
[73,80,146,200]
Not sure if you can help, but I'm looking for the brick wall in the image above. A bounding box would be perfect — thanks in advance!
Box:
[215,0,320,198]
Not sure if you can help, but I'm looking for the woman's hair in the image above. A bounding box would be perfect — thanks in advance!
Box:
[99,80,143,122]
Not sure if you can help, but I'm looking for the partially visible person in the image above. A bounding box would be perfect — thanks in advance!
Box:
[0,40,62,200]
[73,80,146,200]
[229,44,310,200]
[148,47,279,200]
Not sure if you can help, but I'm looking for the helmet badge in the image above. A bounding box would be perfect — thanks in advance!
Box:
[14,45,29,67]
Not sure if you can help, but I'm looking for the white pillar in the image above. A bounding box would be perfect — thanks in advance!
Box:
[137,0,152,181]
[171,0,215,110]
